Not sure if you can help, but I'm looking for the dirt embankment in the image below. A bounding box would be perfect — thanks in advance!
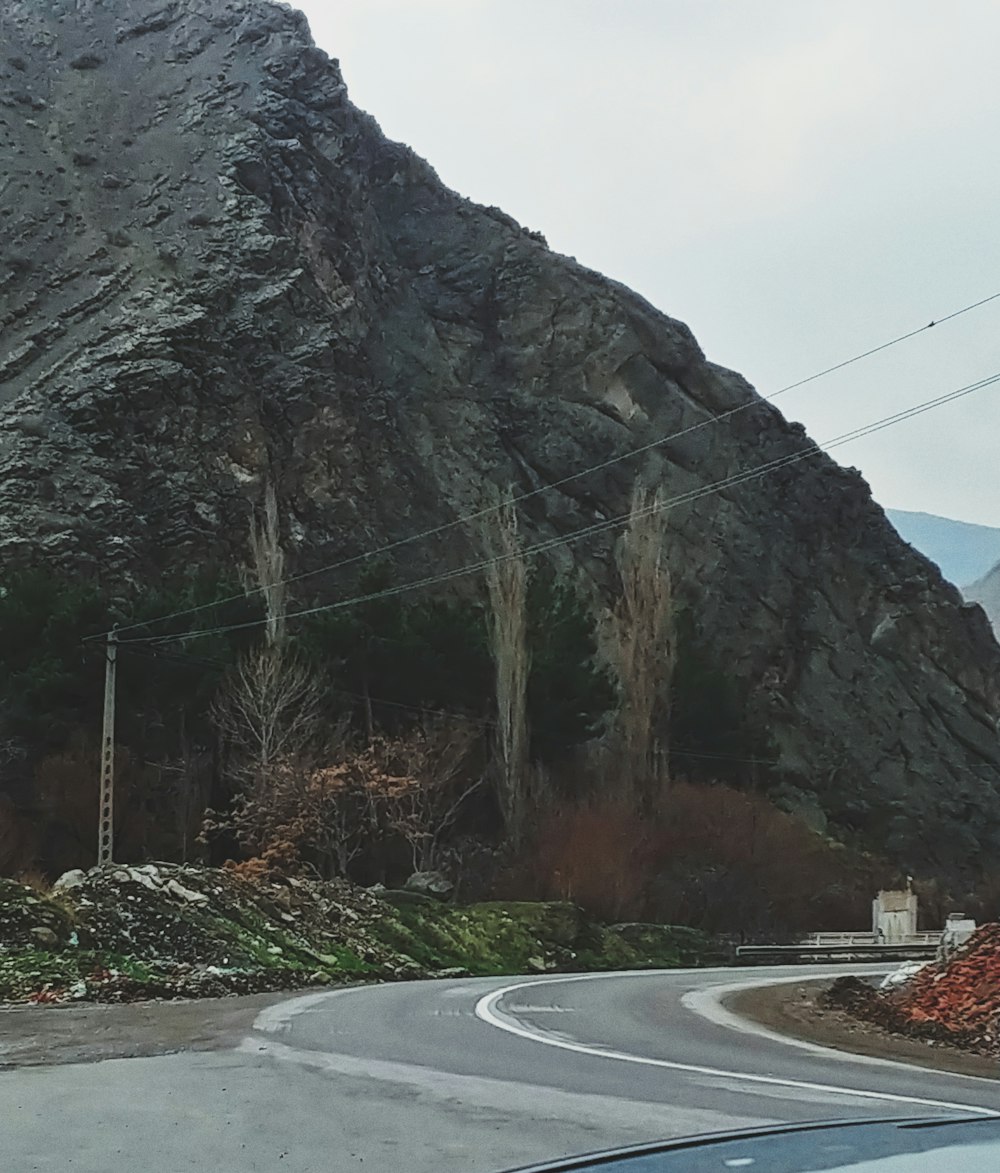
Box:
[729,978,1000,1081]
[0,863,721,1006]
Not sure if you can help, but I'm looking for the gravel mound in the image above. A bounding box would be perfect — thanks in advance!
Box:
[1,864,420,1002]
[1,864,720,1004]
[824,923,1000,1057]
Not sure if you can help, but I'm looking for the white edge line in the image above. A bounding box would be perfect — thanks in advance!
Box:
[682,975,1000,1087]
[253,987,353,1034]
[474,974,998,1118]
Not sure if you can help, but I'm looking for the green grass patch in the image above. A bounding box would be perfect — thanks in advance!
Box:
[371,901,721,976]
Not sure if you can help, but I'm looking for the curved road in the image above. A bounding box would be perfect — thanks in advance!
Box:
[3,965,996,1172]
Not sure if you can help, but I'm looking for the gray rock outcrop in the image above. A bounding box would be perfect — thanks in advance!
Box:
[2,0,1000,875]
[404,871,454,901]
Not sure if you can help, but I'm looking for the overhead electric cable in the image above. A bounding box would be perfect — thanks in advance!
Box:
[96,290,1000,642]
[122,368,1000,648]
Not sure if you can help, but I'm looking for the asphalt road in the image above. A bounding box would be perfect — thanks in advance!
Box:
[2,965,997,1172]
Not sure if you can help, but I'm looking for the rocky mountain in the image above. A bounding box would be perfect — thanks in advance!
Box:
[886,510,1000,588]
[968,562,1000,637]
[2,0,1000,876]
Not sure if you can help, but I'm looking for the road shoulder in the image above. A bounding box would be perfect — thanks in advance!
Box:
[728,979,999,1081]
[0,990,297,1067]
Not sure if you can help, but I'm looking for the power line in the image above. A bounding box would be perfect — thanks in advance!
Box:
[130,369,1000,645]
[112,618,779,766]
[113,638,496,726]
[125,368,1000,647]
[330,688,495,729]
[112,642,228,672]
[97,290,1000,642]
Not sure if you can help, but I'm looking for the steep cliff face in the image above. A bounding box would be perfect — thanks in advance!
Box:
[2,0,999,874]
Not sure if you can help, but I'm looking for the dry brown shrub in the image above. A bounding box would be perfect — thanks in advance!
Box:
[650,781,883,934]
[206,720,481,881]
[32,740,167,871]
[502,796,656,923]
[13,867,51,894]
[205,757,367,880]
[364,723,481,872]
[223,856,274,883]
[505,781,884,935]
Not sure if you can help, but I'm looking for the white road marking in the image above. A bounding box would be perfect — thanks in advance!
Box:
[474,974,998,1118]
[253,988,352,1034]
[507,1005,576,1013]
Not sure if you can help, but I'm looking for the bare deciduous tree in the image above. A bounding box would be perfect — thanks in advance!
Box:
[305,760,375,878]
[212,645,324,800]
[214,722,363,879]
[207,479,358,872]
[606,483,674,808]
[366,720,481,872]
[482,490,531,848]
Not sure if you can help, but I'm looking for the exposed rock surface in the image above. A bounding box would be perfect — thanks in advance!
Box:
[2,0,1000,873]
[403,870,455,901]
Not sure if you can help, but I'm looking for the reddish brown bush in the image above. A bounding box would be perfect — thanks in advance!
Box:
[502,796,656,923]
[206,721,481,881]
[505,781,886,935]
[650,781,884,934]
[223,856,274,882]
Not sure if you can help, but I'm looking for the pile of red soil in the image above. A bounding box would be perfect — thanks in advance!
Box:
[893,923,1000,1038]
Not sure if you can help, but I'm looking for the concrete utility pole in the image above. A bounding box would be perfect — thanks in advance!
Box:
[97,627,118,867]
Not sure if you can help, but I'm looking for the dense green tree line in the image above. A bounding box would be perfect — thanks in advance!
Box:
[0,565,765,874]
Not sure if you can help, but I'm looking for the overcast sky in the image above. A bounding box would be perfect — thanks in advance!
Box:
[295,0,1000,527]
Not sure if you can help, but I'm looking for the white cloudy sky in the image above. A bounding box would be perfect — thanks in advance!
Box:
[294,0,1000,527]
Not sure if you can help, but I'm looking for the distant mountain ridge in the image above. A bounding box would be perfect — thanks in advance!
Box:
[885,509,1000,587]
[968,562,1000,636]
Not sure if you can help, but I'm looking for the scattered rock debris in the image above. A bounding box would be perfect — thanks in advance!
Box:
[0,864,718,1004]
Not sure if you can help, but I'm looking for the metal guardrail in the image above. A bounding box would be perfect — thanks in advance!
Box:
[735,936,939,962]
[798,931,939,946]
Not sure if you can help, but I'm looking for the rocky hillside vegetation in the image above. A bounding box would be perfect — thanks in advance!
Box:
[1,0,999,905]
[0,864,718,1003]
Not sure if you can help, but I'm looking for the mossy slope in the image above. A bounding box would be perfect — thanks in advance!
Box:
[0,866,722,1003]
